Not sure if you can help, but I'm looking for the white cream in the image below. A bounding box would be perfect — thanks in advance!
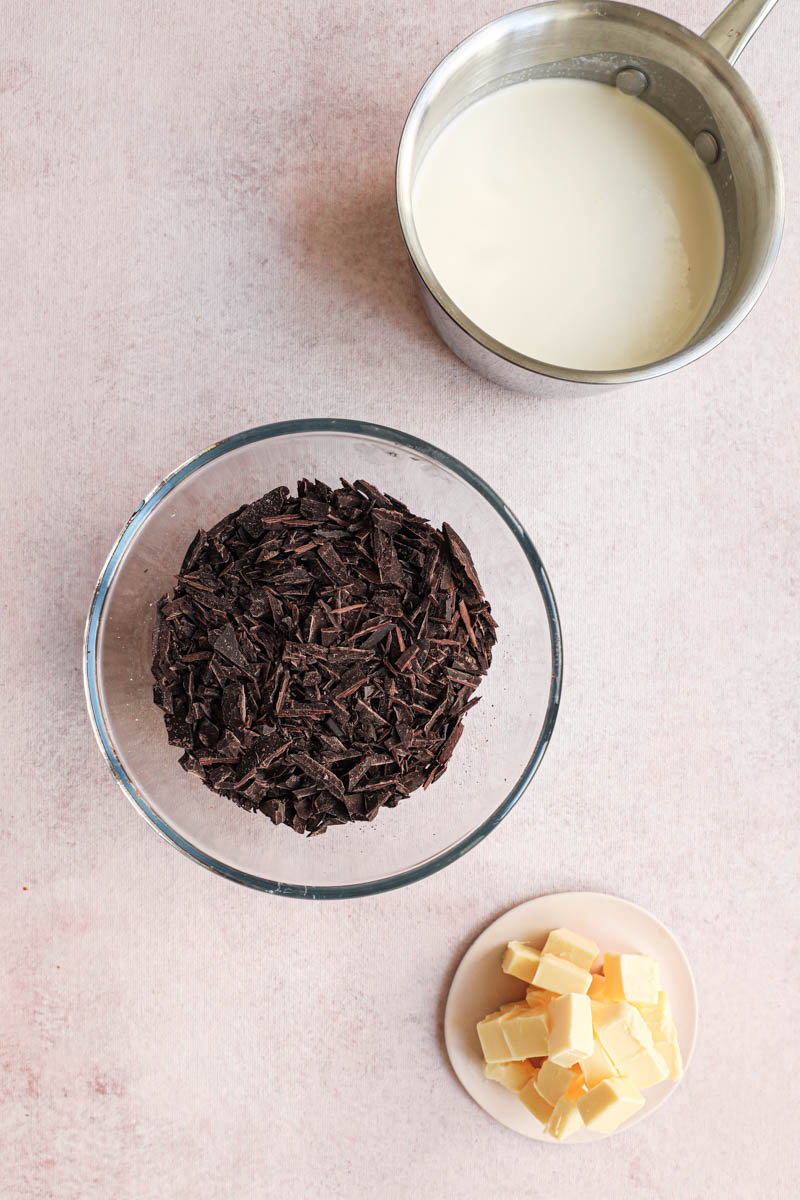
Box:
[411,77,725,371]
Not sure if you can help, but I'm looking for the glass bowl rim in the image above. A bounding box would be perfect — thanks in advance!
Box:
[83,418,563,899]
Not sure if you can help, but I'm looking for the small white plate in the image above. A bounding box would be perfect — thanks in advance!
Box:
[443,891,697,1143]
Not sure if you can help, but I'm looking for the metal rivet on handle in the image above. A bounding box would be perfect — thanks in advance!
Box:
[694,130,720,164]
[615,68,648,96]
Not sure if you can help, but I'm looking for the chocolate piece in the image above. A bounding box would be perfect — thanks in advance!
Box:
[151,479,496,834]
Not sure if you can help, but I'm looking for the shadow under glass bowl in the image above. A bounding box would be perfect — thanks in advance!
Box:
[84,419,562,898]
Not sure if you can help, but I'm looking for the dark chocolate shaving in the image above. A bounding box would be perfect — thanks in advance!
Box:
[151,478,496,835]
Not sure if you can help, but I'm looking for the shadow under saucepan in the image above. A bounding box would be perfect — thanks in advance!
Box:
[292,170,449,350]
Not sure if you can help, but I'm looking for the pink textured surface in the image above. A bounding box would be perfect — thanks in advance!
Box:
[1,2,798,1197]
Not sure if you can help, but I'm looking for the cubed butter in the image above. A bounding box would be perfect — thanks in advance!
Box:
[500,1003,550,1060]
[620,1045,669,1090]
[548,992,594,1067]
[483,1059,536,1092]
[533,953,591,995]
[603,953,661,1005]
[592,1002,653,1068]
[577,1076,645,1134]
[518,1075,555,1125]
[543,927,600,971]
[581,1038,618,1089]
[477,1010,512,1063]
[526,985,552,1008]
[588,973,608,1000]
[534,1058,581,1107]
[502,941,542,984]
[545,1095,584,1140]
[482,931,682,1142]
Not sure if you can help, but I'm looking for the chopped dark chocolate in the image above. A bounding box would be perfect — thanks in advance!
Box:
[151,478,496,835]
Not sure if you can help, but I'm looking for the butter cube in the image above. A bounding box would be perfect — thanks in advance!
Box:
[581,1038,618,1089]
[603,954,661,1005]
[578,1076,645,1133]
[543,927,600,971]
[526,985,552,1008]
[502,941,542,984]
[533,953,591,995]
[566,1071,587,1101]
[500,1002,550,1059]
[592,1002,653,1068]
[518,1075,555,1125]
[548,992,593,1067]
[633,991,683,1080]
[534,1058,581,1107]
[588,973,608,1000]
[635,990,673,1041]
[656,1029,683,1080]
[636,994,681,1070]
[483,1059,536,1092]
[545,1095,584,1140]
[620,1046,669,1090]
[477,1010,512,1063]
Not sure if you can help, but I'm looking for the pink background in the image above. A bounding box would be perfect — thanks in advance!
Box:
[1,2,798,1197]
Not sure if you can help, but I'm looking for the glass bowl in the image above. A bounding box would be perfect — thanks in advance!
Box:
[84,419,562,898]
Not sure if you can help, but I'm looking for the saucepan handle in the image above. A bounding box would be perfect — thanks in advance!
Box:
[703,0,781,65]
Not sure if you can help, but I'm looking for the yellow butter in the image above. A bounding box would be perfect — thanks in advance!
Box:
[500,1003,550,1060]
[534,1059,581,1107]
[634,990,683,1080]
[545,1095,584,1140]
[483,932,682,1142]
[502,941,542,984]
[543,927,600,971]
[548,992,594,1067]
[518,1074,555,1125]
[477,1010,513,1063]
[483,1059,536,1092]
[526,985,552,1008]
[592,1001,653,1068]
[635,990,673,1040]
[581,1037,618,1089]
[577,1075,645,1133]
[656,1029,683,1080]
[603,953,661,1005]
[620,1046,669,1090]
[588,973,607,1000]
[533,953,591,995]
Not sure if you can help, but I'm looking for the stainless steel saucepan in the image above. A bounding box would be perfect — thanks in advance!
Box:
[396,0,784,391]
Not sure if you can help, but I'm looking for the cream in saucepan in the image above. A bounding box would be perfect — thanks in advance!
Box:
[411,77,725,372]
